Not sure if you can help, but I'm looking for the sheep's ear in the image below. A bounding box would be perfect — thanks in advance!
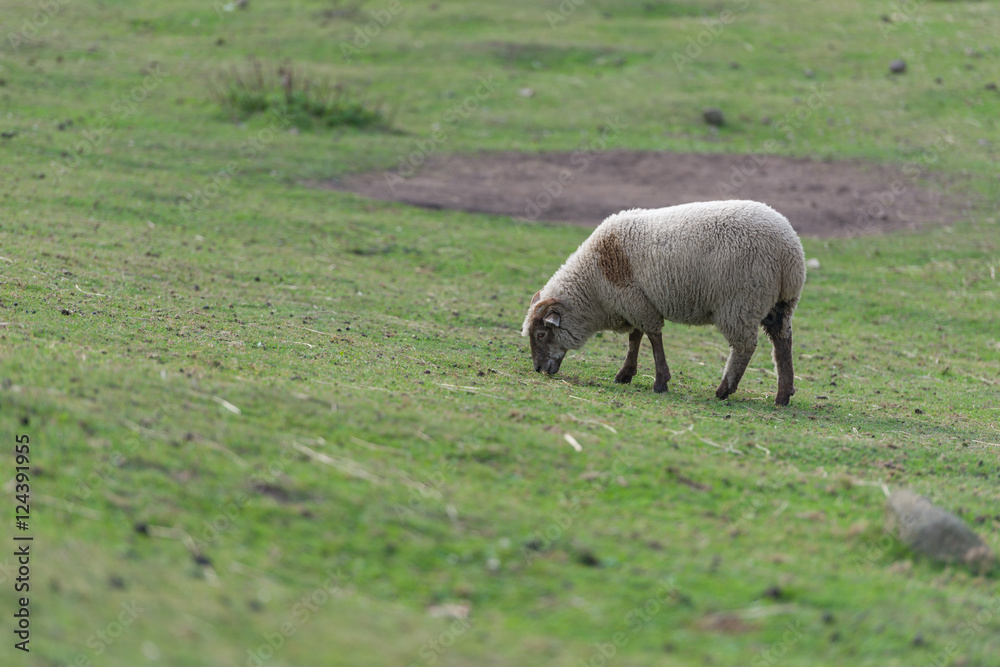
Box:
[544,311,561,328]
[530,290,542,307]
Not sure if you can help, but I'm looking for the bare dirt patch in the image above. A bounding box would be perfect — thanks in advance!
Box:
[326,151,968,237]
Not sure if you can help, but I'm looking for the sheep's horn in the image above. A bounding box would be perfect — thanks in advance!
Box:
[531,297,560,315]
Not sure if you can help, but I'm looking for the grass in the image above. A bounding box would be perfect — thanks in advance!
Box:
[211,57,389,129]
[1,0,999,665]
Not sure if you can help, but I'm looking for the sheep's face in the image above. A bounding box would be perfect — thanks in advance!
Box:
[525,293,569,375]
[529,318,567,375]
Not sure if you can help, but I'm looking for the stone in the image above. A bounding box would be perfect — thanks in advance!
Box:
[885,489,995,570]
[702,107,724,126]
[889,59,906,74]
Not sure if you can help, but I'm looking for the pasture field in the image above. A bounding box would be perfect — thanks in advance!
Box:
[1,1,999,665]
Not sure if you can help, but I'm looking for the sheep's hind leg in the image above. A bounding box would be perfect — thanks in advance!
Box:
[769,332,795,405]
[715,334,757,400]
[614,329,644,384]
[646,332,671,393]
[763,302,796,406]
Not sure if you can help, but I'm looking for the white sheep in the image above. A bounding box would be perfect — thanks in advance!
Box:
[522,200,806,405]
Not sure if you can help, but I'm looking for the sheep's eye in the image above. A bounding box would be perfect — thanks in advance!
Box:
[535,330,546,340]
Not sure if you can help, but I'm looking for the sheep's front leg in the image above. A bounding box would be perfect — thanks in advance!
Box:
[614,328,644,385]
[715,335,757,400]
[646,332,671,393]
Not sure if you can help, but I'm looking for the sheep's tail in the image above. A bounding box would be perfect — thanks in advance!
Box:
[765,249,806,335]
[762,253,805,405]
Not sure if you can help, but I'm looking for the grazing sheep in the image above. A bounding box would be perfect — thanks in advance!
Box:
[522,200,806,405]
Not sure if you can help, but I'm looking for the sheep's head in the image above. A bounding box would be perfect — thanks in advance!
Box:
[523,291,569,375]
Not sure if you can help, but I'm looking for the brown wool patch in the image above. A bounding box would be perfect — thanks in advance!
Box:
[596,232,633,286]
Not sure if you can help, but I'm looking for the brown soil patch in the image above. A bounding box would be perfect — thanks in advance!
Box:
[695,612,758,635]
[326,151,965,236]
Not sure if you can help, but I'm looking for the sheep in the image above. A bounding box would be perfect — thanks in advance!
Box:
[522,200,806,405]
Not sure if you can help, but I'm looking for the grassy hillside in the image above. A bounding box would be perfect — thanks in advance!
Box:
[1,1,999,665]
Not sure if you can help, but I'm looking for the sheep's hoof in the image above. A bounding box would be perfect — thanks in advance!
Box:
[774,385,794,405]
[715,380,732,400]
[653,380,669,394]
[614,369,636,384]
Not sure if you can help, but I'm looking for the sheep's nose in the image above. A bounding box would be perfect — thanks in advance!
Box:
[534,364,542,373]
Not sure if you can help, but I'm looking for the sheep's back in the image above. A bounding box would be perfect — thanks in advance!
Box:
[596,201,804,326]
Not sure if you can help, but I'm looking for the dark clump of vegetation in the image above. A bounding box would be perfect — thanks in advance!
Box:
[211,57,389,130]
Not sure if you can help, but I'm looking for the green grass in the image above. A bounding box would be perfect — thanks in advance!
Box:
[211,57,389,129]
[1,0,1000,665]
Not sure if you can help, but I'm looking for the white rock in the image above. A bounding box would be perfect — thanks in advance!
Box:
[885,489,995,570]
